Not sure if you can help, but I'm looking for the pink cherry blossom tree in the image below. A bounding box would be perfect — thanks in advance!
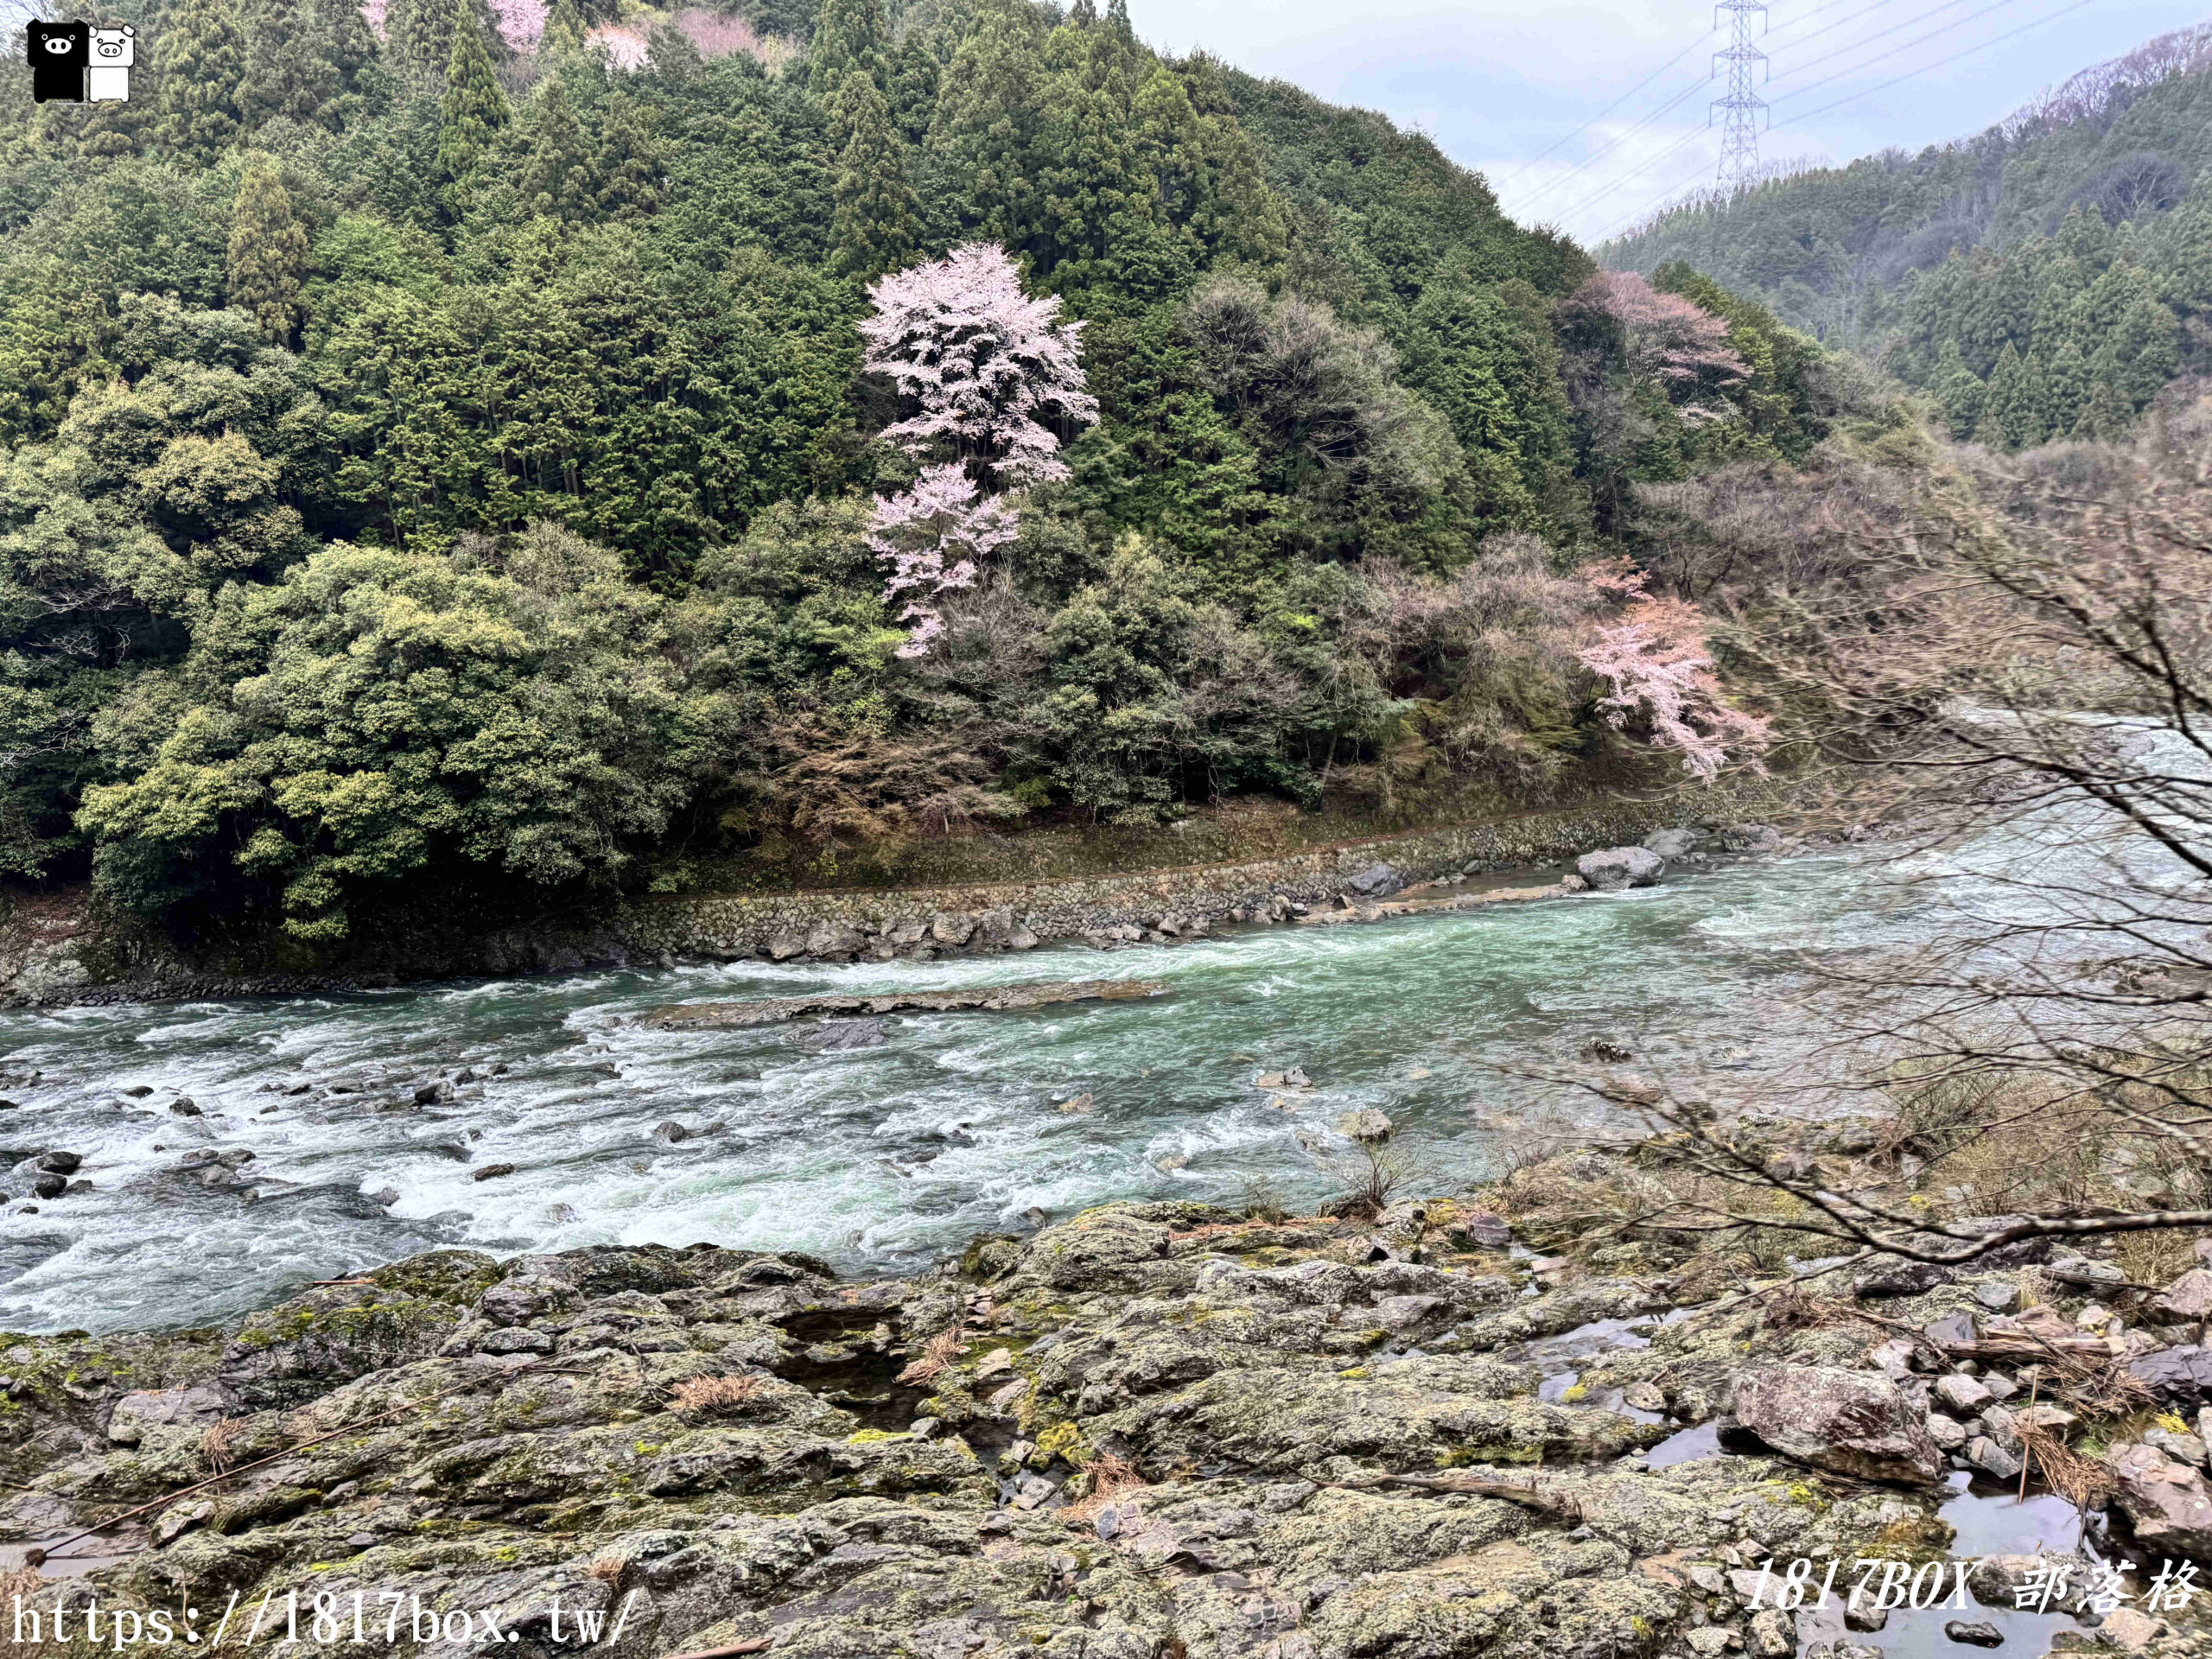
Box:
[1575,563,1770,779]
[1568,270,1750,424]
[860,244,1097,654]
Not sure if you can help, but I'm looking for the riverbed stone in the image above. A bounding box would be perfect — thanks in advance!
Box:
[1719,823,1783,853]
[1574,846,1665,892]
[2156,1268,2212,1322]
[1731,1365,1944,1484]
[2108,1440,2212,1561]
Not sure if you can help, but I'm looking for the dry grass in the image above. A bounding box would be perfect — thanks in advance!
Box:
[201,1418,241,1481]
[585,1556,625,1584]
[1058,1453,1147,1526]
[896,1326,964,1386]
[667,1374,768,1415]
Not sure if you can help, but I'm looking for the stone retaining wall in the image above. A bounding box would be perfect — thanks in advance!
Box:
[622,774,1807,965]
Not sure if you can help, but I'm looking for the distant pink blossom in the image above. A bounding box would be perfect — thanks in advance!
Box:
[673,7,762,59]
[359,0,386,32]
[861,243,1098,490]
[1577,586,1770,779]
[492,0,546,47]
[1572,271,1750,417]
[588,23,650,69]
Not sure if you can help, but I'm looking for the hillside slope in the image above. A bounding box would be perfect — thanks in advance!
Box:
[0,0,1828,944]
[1605,22,2212,445]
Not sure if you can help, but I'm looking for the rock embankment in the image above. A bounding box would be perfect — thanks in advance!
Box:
[1,1154,2201,1657]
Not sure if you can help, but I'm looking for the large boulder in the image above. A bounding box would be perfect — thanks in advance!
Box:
[1641,827,1705,861]
[2108,1440,2212,1561]
[1574,847,1664,893]
[1731,1364,1943,1484]
[1719,823,1783,854]
[1342,862,1402,898]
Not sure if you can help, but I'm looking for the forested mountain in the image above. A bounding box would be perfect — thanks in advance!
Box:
[0,0,1842,941]
[1605,23,2212,448]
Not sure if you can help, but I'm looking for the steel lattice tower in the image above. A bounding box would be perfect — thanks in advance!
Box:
[1711,0,1770,189]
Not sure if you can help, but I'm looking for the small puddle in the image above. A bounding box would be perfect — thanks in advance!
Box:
[1647,1421,1721,1468]
[1938,1470,2087,1557]
[1793,1597,2098,1658]
[0,1539,140,1578]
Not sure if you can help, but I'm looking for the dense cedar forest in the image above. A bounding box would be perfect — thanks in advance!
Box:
[1606,25,2212,449]
[0,0,1896,942]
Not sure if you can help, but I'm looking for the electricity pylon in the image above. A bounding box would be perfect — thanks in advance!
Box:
[1711,0,1769,189]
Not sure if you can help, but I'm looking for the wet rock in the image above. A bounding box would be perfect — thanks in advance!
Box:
[2156,1268,2212,1322]
[30,1173,66,1199]
[651,1122,690,1145]
[1732,1364,1943,1484]
[168,1096,201,1116]
[1575,846,1664,892]
[1343,863,1402,898]
[412,1081,454,1106]
[2097,1606,2170,1651]
[471,1163,517,1182]
[1943,1618,2004,1646]
[795,1017,889,1052]
[766,934,804,961]
[35,1150,81,1173]
[1967,1435,2022,1481]
[1337,1109,1392,1142]
[1719,823,1783,854]
[2108,1440,2212,1560]
[929,912,976,946]
[802,922,866,960]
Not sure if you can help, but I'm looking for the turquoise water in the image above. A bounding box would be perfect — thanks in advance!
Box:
[0,845,1938,1334]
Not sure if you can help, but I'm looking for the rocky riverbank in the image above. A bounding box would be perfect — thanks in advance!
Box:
[2,1117,2205,1659]
[0,773,1827,1007]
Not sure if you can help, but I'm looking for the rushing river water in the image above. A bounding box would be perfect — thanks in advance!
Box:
[0,841,1942,1336]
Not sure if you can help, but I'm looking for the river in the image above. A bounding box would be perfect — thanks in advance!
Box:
[0,795,2152,1336]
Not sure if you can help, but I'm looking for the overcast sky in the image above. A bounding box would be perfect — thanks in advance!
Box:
[1128,0,2212,246]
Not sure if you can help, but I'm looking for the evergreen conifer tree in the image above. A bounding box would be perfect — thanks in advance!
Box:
[155,0,248,164]
[2044,337,2088,436]
[240,0,344,129]
[809,0,885,110]
[1975,340,2027,448]
[2094,296,2183,413]
[2010,351,2050,449]
[540,0,588,56]
[594,93,665,219]
[521,75,596,220]
[226,162,309,343]
[1931,340,1986,440]
[830,69,920,277]
[2073,377,2126,442]
[437,0,509,188]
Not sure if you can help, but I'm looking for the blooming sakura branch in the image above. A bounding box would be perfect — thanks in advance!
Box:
[860,244,1098,656]
[1576,562,1770,779]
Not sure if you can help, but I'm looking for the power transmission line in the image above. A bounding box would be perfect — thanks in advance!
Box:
[1769,0,2036,106]
[1492,28,1719,190]
[1516,0,2000,213]
[1592,0,2107,241]
[1773,0,2101,124]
